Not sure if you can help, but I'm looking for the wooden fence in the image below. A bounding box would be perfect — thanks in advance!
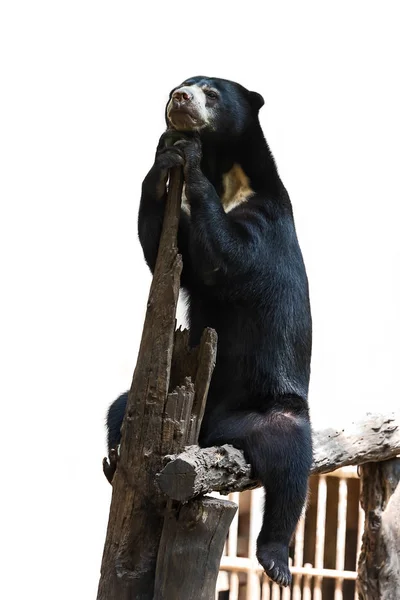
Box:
[217,467,364,600]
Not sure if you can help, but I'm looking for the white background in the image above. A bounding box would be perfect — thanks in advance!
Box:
[1,1,399,598]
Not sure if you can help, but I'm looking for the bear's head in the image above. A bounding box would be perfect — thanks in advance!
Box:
[166,76,264,137]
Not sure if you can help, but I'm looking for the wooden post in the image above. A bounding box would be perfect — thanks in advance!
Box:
[154,497,237,600]
[97,169,185,600]
[154,329,239,600]
[357,458,400,600]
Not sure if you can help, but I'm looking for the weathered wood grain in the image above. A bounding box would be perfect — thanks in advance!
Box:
[154,497,237,600]
[357,458,400,600]
[158,413,400,502]
[97,168,184,600]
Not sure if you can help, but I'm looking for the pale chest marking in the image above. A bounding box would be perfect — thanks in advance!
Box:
[181,163,254,215]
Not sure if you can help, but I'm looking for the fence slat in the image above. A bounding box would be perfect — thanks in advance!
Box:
[314,474,328,600]
[354,492,365,600]
[292,516,305,600]
[282,560,292,600]
[303,563,313,600]
[271,583,281,600]
[227,492,240,600]
[247,488,263,600]
[261,577,271,600]
[334,478,348,600]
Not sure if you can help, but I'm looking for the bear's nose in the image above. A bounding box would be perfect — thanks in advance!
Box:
[172,89,193,104]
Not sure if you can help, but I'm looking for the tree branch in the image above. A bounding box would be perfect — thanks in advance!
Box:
[157,413,400,502]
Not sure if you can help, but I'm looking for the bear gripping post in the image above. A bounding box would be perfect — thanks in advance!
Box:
[97,165,235,600]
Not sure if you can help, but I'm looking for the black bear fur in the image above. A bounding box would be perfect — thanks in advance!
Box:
[105,76,313,587]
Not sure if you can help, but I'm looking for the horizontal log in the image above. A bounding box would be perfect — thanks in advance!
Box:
[157,412,400,502]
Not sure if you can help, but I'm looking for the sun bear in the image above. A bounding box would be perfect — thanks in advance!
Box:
[105,76,313,587]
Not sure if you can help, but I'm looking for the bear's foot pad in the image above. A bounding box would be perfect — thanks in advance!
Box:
[257,542,292,587]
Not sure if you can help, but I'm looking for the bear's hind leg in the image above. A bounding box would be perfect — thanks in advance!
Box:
[254,410,312,587]
[200,406,312,587]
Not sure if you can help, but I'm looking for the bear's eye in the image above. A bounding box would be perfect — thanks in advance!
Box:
[204,89,218,100]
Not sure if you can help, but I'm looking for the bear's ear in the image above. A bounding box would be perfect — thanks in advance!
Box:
[249,91,265,111]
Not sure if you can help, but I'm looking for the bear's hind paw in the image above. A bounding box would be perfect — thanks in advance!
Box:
[257,543,292,587]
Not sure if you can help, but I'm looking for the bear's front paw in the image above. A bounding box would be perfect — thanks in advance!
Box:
[143,144,185,200]
[154,146,185,171]
[157,130,191,152]
[173,135,202,176]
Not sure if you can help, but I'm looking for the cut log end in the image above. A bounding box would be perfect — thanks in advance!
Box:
[157,457,197,502]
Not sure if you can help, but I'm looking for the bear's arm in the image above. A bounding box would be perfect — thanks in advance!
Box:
[138,182,195,286]
[188,183,270,279]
